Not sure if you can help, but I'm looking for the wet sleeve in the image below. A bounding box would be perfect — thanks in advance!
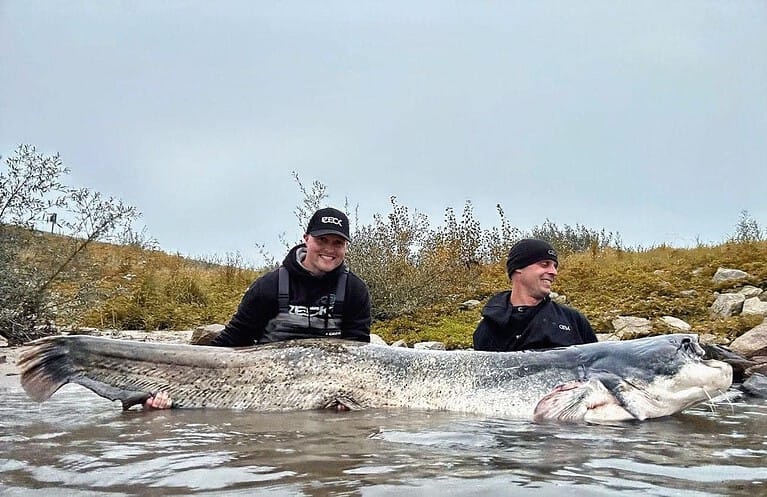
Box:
[341,276,372,343]
[211,277,276,347]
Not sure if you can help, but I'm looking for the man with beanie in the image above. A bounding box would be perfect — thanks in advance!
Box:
[145,207,371,409]
[472,238,597,352]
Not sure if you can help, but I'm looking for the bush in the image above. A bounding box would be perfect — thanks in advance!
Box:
[0,145,141,344]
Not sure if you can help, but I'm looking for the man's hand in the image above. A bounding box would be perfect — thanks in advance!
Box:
[144,391,173,409]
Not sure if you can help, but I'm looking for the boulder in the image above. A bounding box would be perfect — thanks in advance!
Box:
[611,316,652,339]
[746,361,767,377]
[737,285,764,299]
[413,341,446,350]
[710,293,745,318]
[659,316,691,332]
[742,297,767,317]
[729,319,767,358]
[550,292,567,304]
[741,373,767,398]
[190,324,225,345]
[70,327,100,335]
[712,267,750,283]
[458,299,481,310]
[369,333,388,346]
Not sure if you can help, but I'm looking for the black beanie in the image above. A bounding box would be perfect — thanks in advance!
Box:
[506,239,558,279]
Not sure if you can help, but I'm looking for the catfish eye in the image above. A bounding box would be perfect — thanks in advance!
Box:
[678,337,702,358]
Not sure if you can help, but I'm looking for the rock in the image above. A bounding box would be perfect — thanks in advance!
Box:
[679,290,698,297]
[413,341,446,350]
[550,292,567,304]
[611,316,652,339]
[458,299,481,310]
[737,285,764,299]
[741,373,767,398]
[71,327,100,335]
[744,356,767,376]
[712,267,750,283]
[746,362,767,376]
[659,316,691,332]
[391,340,408,348]
[190,324,225,345]
[742,297,767,317]
[370,333,388,346]
[729,319,767,358]
[0,335,8,348]
[710,293,745,318]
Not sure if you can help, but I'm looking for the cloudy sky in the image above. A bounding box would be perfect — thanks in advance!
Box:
[2,1,765,263]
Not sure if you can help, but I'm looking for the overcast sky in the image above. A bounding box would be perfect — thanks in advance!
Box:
[2,1,765,264]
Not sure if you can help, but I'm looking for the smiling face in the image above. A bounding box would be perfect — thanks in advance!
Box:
[302,234,348,275]
[511,259,558,304]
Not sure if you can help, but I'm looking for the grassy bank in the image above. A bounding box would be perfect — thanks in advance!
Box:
[52,239,767,349]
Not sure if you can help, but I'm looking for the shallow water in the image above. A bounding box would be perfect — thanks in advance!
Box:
[1,380,765,497]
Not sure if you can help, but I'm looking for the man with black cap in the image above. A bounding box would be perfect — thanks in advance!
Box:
[144,207,371,409]
[472,238,597,352]
[211,206,371,347]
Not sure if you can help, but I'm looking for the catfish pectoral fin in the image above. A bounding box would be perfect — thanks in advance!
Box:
[18,337,152,409]
[534,379,639,424]
[533,380,591,423]
[74,376,150,410]
[534,379,633,423]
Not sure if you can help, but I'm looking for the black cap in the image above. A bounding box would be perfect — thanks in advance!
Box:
[506,239,558,278]
[306,207,351,242]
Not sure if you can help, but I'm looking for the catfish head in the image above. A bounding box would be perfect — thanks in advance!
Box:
[534,334,733,424]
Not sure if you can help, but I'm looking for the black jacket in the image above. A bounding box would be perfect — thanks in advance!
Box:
[473,291,597,352]
[211,244,371,346]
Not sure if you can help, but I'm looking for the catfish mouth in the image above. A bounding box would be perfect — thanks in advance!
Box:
[533,336,734,424]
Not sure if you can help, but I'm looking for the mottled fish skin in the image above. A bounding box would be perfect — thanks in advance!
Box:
[18,334,732,422]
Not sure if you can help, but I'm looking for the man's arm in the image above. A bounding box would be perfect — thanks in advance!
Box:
[576,311,598,344]
[473,319,500,351]
[340,275,371,342]
[211,275,277,347]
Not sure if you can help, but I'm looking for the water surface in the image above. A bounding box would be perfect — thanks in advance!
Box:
[1,380,765,496]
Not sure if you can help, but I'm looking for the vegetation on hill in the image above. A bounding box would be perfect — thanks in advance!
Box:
[1,145,143,344]
[2,145,766,348]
